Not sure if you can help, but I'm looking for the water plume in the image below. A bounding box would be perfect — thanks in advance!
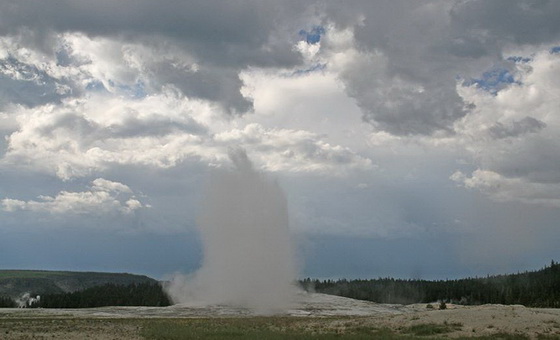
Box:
[166,148,298,312]
[16,293,40,308]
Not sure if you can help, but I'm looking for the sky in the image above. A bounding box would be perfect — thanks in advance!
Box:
[1,0,560,280]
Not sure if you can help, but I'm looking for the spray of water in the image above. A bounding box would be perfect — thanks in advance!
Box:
[166,148,298,312]
[16,293,40,308]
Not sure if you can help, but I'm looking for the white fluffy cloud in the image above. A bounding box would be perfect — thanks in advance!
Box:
[2,90,216,179]
[0,28,374,181]
[0,1,310,113]
[1,0,560,278]
[2,178,145,215]
[451,49,560,207]
[320,0,560,137]
[2,89,372,180]
[451,170,560,208]
[0,1,558,237]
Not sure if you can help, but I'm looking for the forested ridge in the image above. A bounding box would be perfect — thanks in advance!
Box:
[0,270,157,298]
[301,260,560,308]
[0,295,16,307]
[0,270,166,308]
[2,261,560,308]
[31,282,171,308]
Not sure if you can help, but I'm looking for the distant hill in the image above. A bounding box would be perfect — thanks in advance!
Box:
[0,270,157,298]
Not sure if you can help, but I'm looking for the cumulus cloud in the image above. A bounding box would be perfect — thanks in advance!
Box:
[0,23,374,181]
[310,0,560,137]
[488,116,546,139]
[451,170,560,208]
[1,0,559,242]
[294,6,560,211]
[0,1,309,114]
[449,0,560,46]
[215,123,373,175]
[1,178,145,215]
[0,56,73,108]
[450,48,560,207]
[2,92,373,180]
[1,89,218,179]
[2,87,371,180]
[313,1,474,136]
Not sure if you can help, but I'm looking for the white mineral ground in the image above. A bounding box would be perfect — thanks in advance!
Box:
[1,292,560,338]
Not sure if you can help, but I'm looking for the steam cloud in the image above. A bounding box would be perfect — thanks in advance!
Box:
[16,293,40,308]
[166,148,298,312]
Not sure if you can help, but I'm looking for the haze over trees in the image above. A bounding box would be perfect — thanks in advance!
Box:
[2,262,560,309]
[301,261,560,308]
[0,270,168,308]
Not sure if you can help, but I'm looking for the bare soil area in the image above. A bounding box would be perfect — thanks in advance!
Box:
[0,318,143,340]
[1,293,559,339]
[350,304,560,338]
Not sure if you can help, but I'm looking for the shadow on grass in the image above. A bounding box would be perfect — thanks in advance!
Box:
[402,322,463,336]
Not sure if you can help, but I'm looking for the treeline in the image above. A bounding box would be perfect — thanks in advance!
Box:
[0,270,157,298]
[0,295,16,307]
[33,282,171,308]
[3,282,171,308]
[301,261,560,308]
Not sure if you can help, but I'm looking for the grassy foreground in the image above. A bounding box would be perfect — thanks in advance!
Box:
[141,317,409,339]
[0,316,543,340]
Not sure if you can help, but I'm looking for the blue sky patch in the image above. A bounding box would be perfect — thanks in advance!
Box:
[464,68,519,95]
[507,56,532,63]
[299,26,325,44]
[106,79,147,98]
[85,80,106,92]
[551,46,560,54]
[290,63,327,76]
[122,81,147,99]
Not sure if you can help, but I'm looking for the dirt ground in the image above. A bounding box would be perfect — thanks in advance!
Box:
[351,304,560,338]
[1,294,559,339]
[0,318,144,340]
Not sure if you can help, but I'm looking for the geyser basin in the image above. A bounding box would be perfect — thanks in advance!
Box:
[166,149,298,312]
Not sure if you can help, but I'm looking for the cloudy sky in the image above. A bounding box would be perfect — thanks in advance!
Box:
[1,0,560,280]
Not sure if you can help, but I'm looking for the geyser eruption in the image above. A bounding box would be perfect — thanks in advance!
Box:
[166,148,297,312]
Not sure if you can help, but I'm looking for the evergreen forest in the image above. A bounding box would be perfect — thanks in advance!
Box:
[13,282,171,308]
[301,260,560,308]
[0,295,16,307]
[2,261,559,308]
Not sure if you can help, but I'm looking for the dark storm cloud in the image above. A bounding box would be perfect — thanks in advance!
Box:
[0,1,281,49]
[0,0,306,114]
[146,62,253,114]
[450,0,560,46]
[2,0,560,280]
[35,110,207,142]
[4,0,560,130]
[320,1,474,135]
[322,0,560,136]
